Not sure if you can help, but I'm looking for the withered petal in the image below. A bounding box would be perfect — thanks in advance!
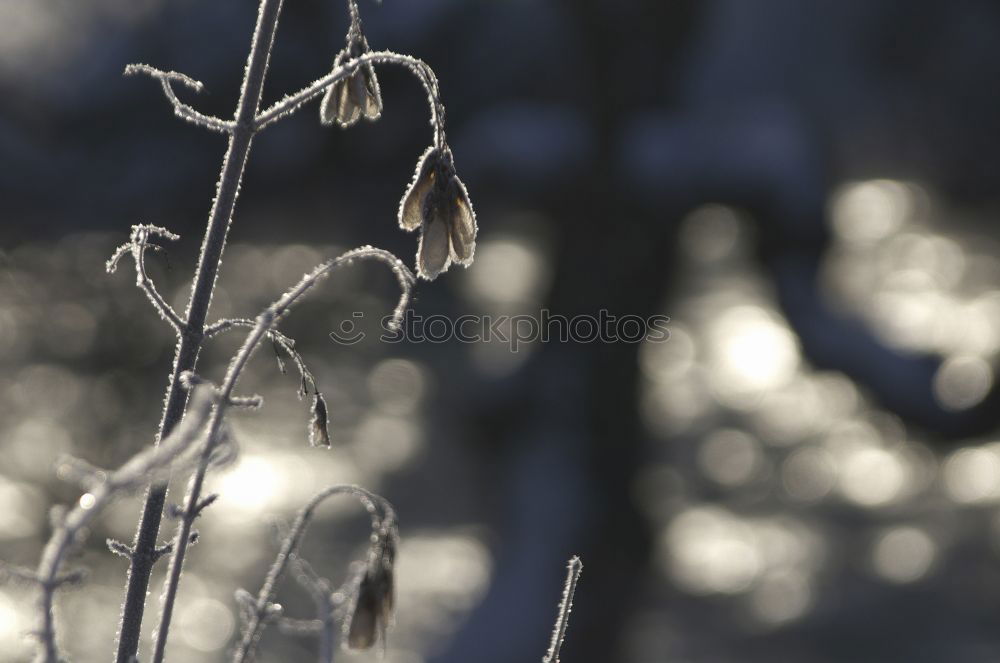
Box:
[348,71,368,114]
[447,176,477,264]
[360,63,383,121]
[319,58,348,126]
[346,576,379,650]
[320,52,351,127]
[398,146,439,231]
[319,79,339,125]
[417,211,450,280]
[376,567,394,624]
[308,393,331,447]
[335,75,363,128]
[321,39,381,128]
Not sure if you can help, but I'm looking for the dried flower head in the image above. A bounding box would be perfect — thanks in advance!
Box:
[308,392,331,447]
[320,36,382,128]
[398,146,477,280]
[345,529,396,650]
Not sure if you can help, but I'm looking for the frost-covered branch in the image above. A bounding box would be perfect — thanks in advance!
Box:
[56,0,470,658]
[107,224,185,332]
[277,549,361,662]
[543,557,584,663]
[151,246,414,662]
[204,319,317,395]
[233,484,396,663]
[28,386,218,663]
[255,50,445,146]
[124,64,236,133]
[114,4,287,655]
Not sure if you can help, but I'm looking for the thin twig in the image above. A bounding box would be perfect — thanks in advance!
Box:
[204,318,317,393]
[124,64,236,133]
[233,484,394,663]
[29,0,449,659]
[543,557,583,663]
[255,50,445,146]
[115,1,287,660]
[31,387,217,663]
[281,548,341,662]
[107,225,185,332]
[288,555,334,606]
[151,246,414,662]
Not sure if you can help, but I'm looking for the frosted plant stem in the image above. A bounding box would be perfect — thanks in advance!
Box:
[232,484,393,663]
[30,389,216,663]
[115,0,285,661]
[122,65,234,133]
[543,557,583,663]
[253,51,445,145]
[153,246,413,663]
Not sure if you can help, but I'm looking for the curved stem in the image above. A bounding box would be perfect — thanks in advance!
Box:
[134,242,185,332]
[233,484,393,663]
[107,225,185,332]
[151,247,413,663]
[123,64,235,133]
[204,319,317,392]
[32,389,216,663]
[347,0,361,37]
[254,50,446,146]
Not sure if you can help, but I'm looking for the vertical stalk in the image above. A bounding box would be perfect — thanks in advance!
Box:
[114,0,284,660]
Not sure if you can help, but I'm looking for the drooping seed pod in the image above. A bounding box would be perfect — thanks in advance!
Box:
[346,571,380,649]
[399,146,478,280]
[308,392,331,447]
[345,532,396,650]
[320,39,382,129]
[417,191,452,280]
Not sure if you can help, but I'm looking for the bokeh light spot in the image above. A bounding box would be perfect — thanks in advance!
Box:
[838,447,908,507]
[215,455,286,516]
[748,570,813,626]
[830,180,918,244]
[679,204,746,263]
[933,355,993,411]
[872,527,936,584]
[943,447,1000,503]
[663,507,762,595]
[697,429,762,487]
[782,448,836,502]
[178,598,235,652]
[465,237,548,305]
[707,306,800,403]
[368,358,427,415]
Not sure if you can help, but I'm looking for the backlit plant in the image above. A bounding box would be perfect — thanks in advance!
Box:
[0,1,580,661]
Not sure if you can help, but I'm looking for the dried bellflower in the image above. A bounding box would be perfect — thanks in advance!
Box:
[398,146,477,280]
[320,37,382,128]
[308,392,331,447]
[346,532,396,650]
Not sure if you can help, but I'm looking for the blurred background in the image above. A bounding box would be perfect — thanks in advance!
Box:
[5,0,1000,661]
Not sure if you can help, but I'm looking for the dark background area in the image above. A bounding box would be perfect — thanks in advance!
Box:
[5,1,1000,661]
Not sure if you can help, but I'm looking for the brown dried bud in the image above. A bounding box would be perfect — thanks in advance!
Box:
[398,146,478,280]
[398,146,440,232]
[308,392,331,447]
[346,533,396,650]
[320,39,382,129]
